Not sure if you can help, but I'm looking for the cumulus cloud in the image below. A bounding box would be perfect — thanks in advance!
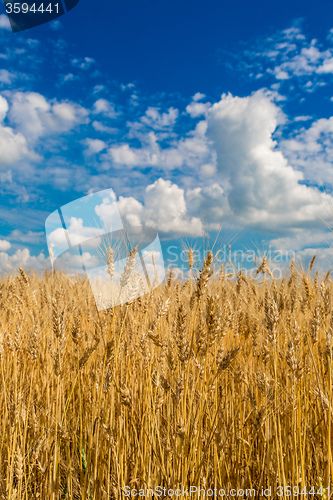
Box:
[0,96,8,122]
[0,248,49,273]
[45,180,202,242]
[0,69,16,85]
[93,192,123,233]
[71,57,95,70]
[0,97,33,168]
[83,138,107,155]
[0,126,30,167]
[200,163,217,177]
[92,121,118,134]
[8,230,44,244]
[226,22,333,91]
[0,170,12,183]
[293,246,333,271]
[93,98,118,118]
[8,92,89,141]
[0,240,10,251]
[294,115,312,122]
[270,229,332,252]
[281,116,333,187]
[193,92,206,101]
[55,250,99,274]
[140,107,179,129]
[48,217,102,250]
[106,120,214,172]
[186,101,210,118]
[87,89,333,243]
[186,94,211,118]
[1,26,332,258]
[108,143,138,167]
[206,90,328,232]
[274,42,327,78]
[116,196,144,228]
[118,178,202,238]
[0,15,11,31]
[61,73,78,84]
[186,183,229,228]
[50,19,63,31]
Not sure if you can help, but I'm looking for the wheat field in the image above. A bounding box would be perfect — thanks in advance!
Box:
[0,253,333,499]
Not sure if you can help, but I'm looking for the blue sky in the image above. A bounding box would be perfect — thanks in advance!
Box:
[1,0,333,275]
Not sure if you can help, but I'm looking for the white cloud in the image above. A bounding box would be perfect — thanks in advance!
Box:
[294,115,312,122]
[0,240,10,251]
[106,120,214,172]
[94,192,124,233]
[267,42,326,79]
[109,143,138,167]
[231,22,333,89]
[206,90,328,232]
[117,196,144,227]
[55,251,99,274]
[274,70,290,80]
[0,248,49,273]
[50,19,62,31]
[200,163,217,177]
[140,107,179,129]
[0,124,31,168]
[0,70,16,85]
[186,101,210,118]
[8,92,89,141]
[8,230,45,244]
[118,178,203,238]
[270,229,332,252]
[48,217,102,250]
[193,92,206,102]
[294,247,333,270]
[281,116,333,187]
[53,101,86,122]
[0,15,11,31]
[71,57,95,70]
[60,73,78,84]
[121,82,135,91]
[0,96,8,122]
[272,33,326,76]
[92,121,117,134]
[1,26,333,255]
[186,183,229,229]
[0,144,31,170]
[0,170,12,183]
[83,138,107,155]
[317,58,333,74]
[93,99,118,118]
